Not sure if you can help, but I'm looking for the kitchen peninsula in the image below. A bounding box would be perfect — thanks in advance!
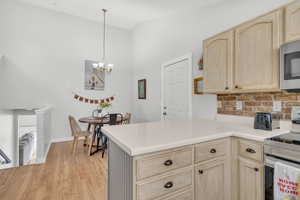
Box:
[102,116,289,200]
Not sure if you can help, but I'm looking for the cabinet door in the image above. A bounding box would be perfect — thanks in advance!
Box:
[239,158,264,200]
[203,30,234,93]
[285,1,300,42]
[234,10,282,91]
[195,157,230,200]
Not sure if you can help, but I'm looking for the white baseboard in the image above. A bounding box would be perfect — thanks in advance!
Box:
[51,136,86,144]
[51,137,74,143]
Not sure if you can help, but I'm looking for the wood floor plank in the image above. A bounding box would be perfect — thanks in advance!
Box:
[0,141,107,200]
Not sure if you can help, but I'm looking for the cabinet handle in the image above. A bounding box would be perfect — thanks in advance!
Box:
[164,181,173,189]
[246,148,256,154]
[164,160,173,166]
[254,168,259,172]
[235,85,239,89]
[210,148,217,154]
[198,170,204,174]
[225,86,229,90]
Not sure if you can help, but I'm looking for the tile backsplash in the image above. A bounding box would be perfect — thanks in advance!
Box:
[217,92,300,120]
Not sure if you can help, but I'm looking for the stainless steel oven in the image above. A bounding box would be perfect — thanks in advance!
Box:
[264,133,300,200]
[281,40,300,91]
[265,155,300,200]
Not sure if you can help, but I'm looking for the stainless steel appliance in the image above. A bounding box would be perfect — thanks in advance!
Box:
[280,40,300,91]
[264,133,300,200]
[254,112,280,131]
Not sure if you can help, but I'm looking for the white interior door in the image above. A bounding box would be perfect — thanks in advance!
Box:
[162,54,192,120]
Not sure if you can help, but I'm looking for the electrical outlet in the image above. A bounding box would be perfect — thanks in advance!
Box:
[292,106,300,120]
[236,101,243,111]
[273,101,282,112]
[218,101,222,108]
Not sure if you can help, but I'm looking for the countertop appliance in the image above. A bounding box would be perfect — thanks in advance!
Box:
[280,40,300,91]
[264,133,300,200]
[254,112,280,131]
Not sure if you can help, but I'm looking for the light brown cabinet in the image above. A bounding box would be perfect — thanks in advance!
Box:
[234,10,282,92]
[238,157,264,200]
[110,137,265,200]
[203,8,287,94]
[285,0,300,42]
[195,157,230,200]
[203,31,234,93]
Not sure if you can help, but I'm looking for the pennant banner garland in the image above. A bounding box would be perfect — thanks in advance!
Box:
[73,93,115,104]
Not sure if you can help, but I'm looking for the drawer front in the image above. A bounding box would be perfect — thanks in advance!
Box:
[158,189,193,200]
[136,146,193,180]
[136,167,193,200]
[238,139,263,162]
[195,139,228,163]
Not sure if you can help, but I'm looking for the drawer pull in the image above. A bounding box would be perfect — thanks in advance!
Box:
[164,160,173,166]
[164,181,173,189]
[246,148,256,154]
[210,148,217,154]
[254,168,259,172]
[198,170,204,174]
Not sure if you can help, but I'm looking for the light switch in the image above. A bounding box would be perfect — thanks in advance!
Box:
[236,101,243,111]
[273,101,282,112]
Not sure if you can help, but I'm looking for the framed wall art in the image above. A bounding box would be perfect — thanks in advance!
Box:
[138,79,146,99]
[84,60,105,90]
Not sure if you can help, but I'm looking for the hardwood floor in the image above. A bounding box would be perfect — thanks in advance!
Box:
[0,141,107,200]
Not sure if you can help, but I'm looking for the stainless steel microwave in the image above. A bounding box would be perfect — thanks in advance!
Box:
[280,40,300,92]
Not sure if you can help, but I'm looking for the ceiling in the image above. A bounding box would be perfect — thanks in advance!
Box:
[17,0,228,29]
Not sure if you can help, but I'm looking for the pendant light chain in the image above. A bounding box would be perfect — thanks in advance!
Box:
[102,9,106,62]
[92,9,113,72]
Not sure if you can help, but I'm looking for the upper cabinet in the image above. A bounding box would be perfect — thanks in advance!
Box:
[285,1,300,42]
[233,10,282,92]
[203,31,234,93]
[203,6,286,94]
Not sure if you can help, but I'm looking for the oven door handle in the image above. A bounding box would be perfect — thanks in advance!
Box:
[265,156,300,169]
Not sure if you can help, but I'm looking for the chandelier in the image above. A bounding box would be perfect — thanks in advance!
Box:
[93,9,113,72]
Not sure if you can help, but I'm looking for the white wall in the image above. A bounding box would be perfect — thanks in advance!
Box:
[132,0,294,123]
[0,0,133,140]
[0,110,15,169]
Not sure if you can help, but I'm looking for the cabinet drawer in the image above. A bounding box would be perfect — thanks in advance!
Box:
[136,146,193,180]
[238,139,263,162]
[157,189,193,200]
[195,139,228,163]
[136,167,193,200]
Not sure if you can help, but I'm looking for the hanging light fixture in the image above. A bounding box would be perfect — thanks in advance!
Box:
[93,9,113,72]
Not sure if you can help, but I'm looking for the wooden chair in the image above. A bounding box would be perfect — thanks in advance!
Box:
[68,116,91,155]
[123,113,132,124]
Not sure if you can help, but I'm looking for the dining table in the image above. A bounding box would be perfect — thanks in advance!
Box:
[79,115,127,156]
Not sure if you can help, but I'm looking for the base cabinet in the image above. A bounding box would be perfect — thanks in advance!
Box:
[238,158,264,200]
[195,157,229,200]
[108,138,263,200]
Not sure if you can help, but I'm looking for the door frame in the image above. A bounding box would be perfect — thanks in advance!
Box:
[161,53,193,120]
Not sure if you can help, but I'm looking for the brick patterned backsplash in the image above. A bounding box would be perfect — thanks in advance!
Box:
[217,92,300,120]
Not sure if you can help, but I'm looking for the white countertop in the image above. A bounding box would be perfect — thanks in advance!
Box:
[102,117,290,156]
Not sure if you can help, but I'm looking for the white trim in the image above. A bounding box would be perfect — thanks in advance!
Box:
[161,53,193,120]
[36,142,52,164]
[51,136,86,143]
[51,137,74,143]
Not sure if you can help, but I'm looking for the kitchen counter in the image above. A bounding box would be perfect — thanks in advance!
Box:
[102,117,290,156]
